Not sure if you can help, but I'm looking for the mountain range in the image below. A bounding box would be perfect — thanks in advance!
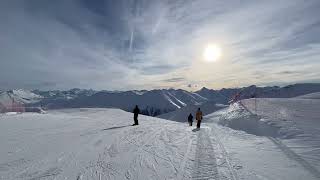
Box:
[1,83,320,116]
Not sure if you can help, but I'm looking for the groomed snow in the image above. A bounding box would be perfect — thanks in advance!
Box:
[1,109,227,179]
[1,103,320,179]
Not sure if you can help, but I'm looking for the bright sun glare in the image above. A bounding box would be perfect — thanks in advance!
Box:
[203,44,222,62]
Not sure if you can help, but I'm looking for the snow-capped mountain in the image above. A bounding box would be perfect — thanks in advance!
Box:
[0,89,42,104]
[32,89,208,116]
[0,90,43,113]
[157,101,228,122]
[1,83,320,116]
[196,83,320,102]
[32,88,96,100]
[195,87,229,104]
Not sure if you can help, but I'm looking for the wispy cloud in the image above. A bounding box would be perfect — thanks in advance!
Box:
[162,77,185,83]
[0,0,319,90]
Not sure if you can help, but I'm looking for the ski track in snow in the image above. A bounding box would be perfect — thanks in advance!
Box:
[77,119,234,180]
[176,137,193,180]
[192,129,219,179]
[78,122,184,179]
[122,126,166,180]
[209,126,238,180]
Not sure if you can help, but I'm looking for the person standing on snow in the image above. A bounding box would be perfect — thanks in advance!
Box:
[133,105,140,126]
[196,108,203,128]
[188,113,193,126]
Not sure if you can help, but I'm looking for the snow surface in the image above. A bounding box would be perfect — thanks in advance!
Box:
[1,102,320,179]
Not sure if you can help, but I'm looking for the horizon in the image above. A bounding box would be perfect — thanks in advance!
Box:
[2,82,320,93]
[1,0,320,90]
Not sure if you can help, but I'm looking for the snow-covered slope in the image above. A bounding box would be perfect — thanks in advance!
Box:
[295,92,320,99]
[158,101,227,122]
[216,97,320,178]
[1,108,231,180]
[1,106,320,179]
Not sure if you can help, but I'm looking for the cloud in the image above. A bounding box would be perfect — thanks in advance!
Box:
[276,71,303,75]
[0,0,320,90]
[162,77,185,83]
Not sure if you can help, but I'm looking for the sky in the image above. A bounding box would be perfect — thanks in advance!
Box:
[1,0,320,91]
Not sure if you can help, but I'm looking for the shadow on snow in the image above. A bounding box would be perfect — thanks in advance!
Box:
[102,125,131,131]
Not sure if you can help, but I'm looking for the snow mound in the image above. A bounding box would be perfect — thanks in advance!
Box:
[4,112,20,115]
[218,103,281,138]
[219,98,320,141]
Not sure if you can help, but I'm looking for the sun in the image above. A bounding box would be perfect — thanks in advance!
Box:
[203,44,222,62]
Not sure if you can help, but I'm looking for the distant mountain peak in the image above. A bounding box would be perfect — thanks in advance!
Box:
[199,87,210,91]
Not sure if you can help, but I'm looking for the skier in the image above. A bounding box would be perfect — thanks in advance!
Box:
[196,108,203,128]
[133,105,140,126]
[188,113,193,126]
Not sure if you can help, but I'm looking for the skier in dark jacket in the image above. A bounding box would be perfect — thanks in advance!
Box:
[133,105,140,126]
[188,113,193,126]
